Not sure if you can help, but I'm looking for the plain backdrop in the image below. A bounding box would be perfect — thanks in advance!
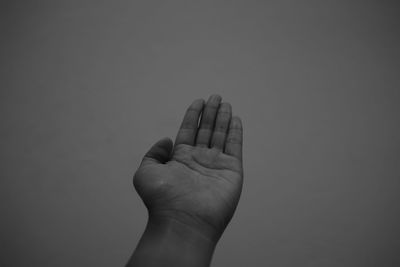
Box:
[1,1,399,266]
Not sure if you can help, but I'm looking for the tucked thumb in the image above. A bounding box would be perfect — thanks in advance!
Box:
[141,137,173,165]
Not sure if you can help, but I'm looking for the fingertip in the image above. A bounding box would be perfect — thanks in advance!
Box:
[161,136,173,142]
[176,99,204,146]
[158,137,174,149]
[195,98,205,104]
[190,98,205,108]
[230,116,243,128]
[142,137,173,165]
[208,94,222,103]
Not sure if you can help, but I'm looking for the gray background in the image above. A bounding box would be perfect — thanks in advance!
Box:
[1,1,399,266]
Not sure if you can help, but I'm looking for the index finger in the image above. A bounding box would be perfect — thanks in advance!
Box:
[174,99,204,146]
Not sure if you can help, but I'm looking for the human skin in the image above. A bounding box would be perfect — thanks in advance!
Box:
[126,95,243,267]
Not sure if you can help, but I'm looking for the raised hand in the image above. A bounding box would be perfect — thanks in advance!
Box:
[134,94,243,242]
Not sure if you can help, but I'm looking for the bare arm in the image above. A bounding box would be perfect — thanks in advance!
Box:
[127,95,243,267]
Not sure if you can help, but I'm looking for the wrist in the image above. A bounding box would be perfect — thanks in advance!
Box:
[127,213,218,267]
[149,210,223,244]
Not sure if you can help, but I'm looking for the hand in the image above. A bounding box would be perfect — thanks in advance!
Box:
[133,94,243,242]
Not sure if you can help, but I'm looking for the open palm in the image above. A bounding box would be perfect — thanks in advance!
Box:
[133,95,243,241]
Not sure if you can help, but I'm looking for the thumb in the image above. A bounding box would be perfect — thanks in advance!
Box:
[141,137,173,165]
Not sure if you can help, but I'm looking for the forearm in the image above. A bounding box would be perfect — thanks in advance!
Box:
[126,214,218,267]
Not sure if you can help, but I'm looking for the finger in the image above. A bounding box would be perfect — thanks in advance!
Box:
[224,116,243,160]
[175,99,205,146]
[211,102,232,150]
[141,137,173,166]
[196,94,222,147]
